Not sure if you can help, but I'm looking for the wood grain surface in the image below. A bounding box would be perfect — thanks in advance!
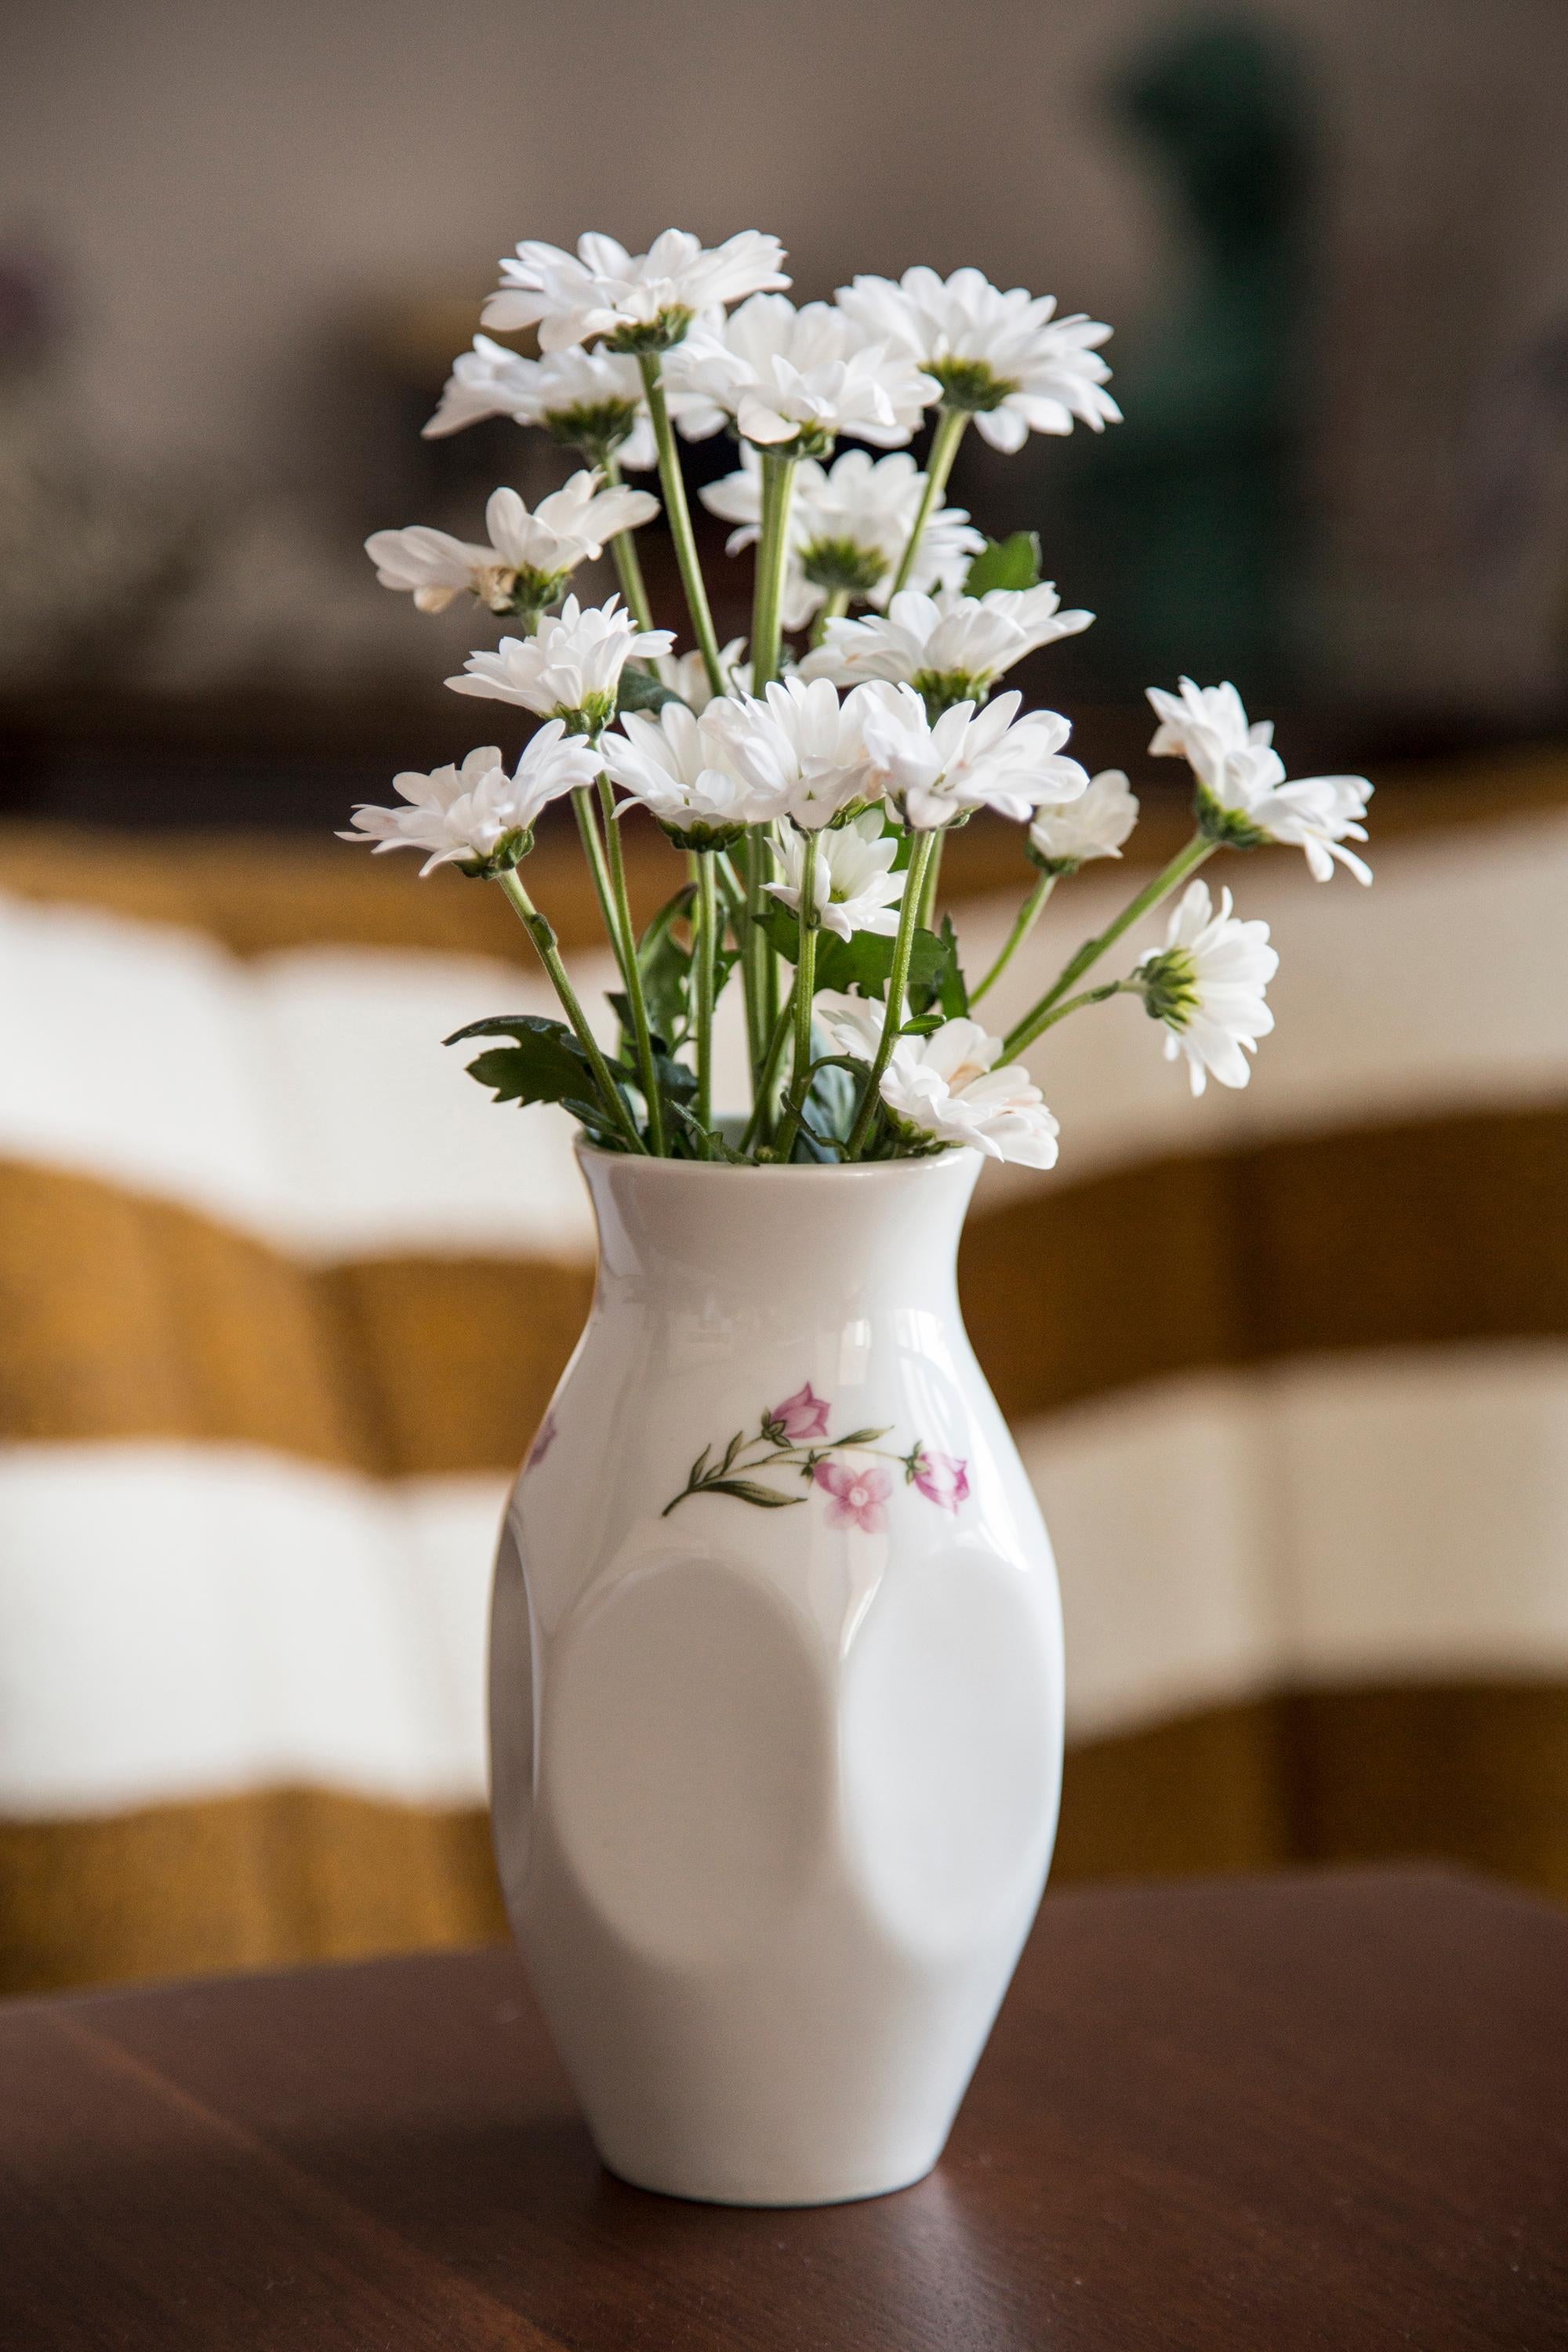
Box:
[2,1869,1564,2349]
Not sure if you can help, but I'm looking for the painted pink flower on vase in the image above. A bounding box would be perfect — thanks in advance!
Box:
[910,1446,970,1512]
[526,1410,558,1471]
[814,1459,893,1534]
[768,1381,832,1443]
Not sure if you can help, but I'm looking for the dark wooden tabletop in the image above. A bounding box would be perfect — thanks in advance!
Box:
[4,1868,1565,2350]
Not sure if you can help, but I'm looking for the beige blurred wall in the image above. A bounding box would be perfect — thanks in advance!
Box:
[2,0,1567,706]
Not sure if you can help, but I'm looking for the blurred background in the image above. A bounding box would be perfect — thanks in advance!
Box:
[2,0,1566,1994]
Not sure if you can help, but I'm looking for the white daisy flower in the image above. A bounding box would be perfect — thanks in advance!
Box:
[1134,880,1279,1095]
[815,996,1060,1167]
[1029,769,1139,871]
[652,639,750,713]
[703,448,982,628]
[482,229,789,354]
[704,674,881,831]
[837,266,1120,451]
[766,810,907,940]
[811,988,889,1061]
[1147,678,1374,882]
[669,293,938,455]
[368,471,659,618]
[423,338,658,470]
[858,682,1088,829]
[336,728,599,877]
[447,594,673,729]
[793,448,982,608]
[601,702,767,848]
[798,583,1093,706]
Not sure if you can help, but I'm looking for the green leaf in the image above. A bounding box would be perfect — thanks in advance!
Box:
[704,1479,808,1508]
[453,1016,598,1110]
[936,913,970,1018]
[832,1426,892,1446]
[637,890,696,1046]
[616,665,687,715]
[964,532,1042,598]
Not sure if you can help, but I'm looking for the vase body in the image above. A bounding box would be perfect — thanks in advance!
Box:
[488,1144,1063,2206]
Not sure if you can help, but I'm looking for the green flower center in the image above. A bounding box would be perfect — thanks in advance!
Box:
[662,816,745,852]
[1137,947,1200,1030]
[557,694,616,736]
[459,826,534,880]
[1195,779,1269,850]
[604,307,694,354]
[491,565,569,619]
[801,535,887,595]
[927,357,1017,414]
[910,666,989,720]
[545,399,641,458]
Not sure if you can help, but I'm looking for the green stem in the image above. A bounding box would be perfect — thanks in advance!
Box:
[1002,833,1217,1059]
[772,834,822,1163]
[571,787,630,988]
[845,829,937,1157]
[694,851,718,1133]
[739,982,797,1155]
[919,831,945,931]
[495,866,644,1152]
[596,774,666,1154]
[750,449,797,689]
[638,354,725,697]
[739,827,767,1088]
[890,408,969,597]
[1017,979,1135,1042]
[809,586,850,649]
[601,450,655,633]
[971,871,1056,1005]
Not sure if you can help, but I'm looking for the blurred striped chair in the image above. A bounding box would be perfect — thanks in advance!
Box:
[2,749,1566,1994]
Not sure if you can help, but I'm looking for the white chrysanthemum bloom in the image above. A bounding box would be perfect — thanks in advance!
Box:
[601,702,767,849]
[705,675,881,831]
[799,583,1093,708]
[811,988,888,1062]
[859,682,1089,829]
[448,595,673,730]
[336,728,600,877]
[1147,678,1374,882]
[482,230,789,354]
[815,995,1060,1167]
[652,640,750,713]
[703,448,982,626]
[837,266,1120,450]
[1146,676,1273,766]
[423,338,657,470]
[766,810,906,940]
[368,472,659,619]
[670,293,938,456]
[1029,769,1139,872]
[1134,880,1279,1096]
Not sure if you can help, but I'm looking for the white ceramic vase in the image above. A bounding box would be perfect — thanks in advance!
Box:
[488,1142,1064,2206]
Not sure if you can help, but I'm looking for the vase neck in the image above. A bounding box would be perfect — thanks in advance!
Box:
[577,1149,982,1319]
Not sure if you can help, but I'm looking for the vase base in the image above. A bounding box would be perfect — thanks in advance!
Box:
[598,2147,943,2209]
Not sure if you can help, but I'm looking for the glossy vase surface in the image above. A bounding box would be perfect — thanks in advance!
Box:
[488,1143,1064,2205]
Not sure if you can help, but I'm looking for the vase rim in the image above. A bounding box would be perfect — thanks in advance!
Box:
[574,1138,982,1186]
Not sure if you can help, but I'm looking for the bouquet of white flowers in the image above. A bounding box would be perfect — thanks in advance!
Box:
[344,228,1373,1167]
